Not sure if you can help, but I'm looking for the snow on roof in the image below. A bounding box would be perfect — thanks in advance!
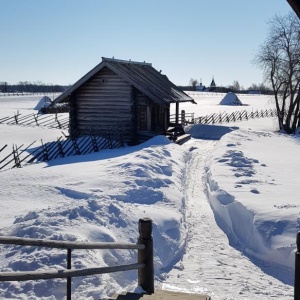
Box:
[219,92,242,106]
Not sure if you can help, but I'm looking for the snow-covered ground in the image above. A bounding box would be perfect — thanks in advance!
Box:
[0,93,296,299]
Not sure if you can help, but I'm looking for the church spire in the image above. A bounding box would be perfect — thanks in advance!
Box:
[210,76,216,91]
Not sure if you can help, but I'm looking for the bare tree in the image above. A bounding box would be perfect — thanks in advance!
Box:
[232,80,240,91]
[255,12,300,133]
[189,78,198,91]
[247,83,259,91]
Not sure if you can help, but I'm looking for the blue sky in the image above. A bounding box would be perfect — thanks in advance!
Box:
[0,0,293,88]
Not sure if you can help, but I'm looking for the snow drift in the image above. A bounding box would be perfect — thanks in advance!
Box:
[205,129,299,280]
[0,135,189,299]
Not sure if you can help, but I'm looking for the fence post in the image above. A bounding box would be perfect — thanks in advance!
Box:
[67,248,72,300]
[14,112,19,125]
[295,232,300,299]
[33,114,39,126]
[138,218,154,294]
[13,144,21,168]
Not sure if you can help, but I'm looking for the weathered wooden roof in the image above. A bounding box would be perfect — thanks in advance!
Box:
[287,0,300,18]
[52,57,195,105]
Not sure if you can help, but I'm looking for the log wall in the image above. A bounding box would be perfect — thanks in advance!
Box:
[73,67,134,143]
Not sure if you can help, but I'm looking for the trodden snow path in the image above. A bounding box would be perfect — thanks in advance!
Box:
[161,138,293,300]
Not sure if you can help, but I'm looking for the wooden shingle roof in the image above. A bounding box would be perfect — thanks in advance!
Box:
[52,57,195,105]
[287,0,300,18]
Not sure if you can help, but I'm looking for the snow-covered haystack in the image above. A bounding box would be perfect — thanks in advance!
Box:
[34,96,52,110]
[219,92,242,106]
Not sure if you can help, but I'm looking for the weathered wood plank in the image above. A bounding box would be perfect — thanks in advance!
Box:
[0,263,145,282]
[0,236,145,250]
[77,101,132,108]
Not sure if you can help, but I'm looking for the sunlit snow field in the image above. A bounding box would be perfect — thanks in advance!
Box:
[0,92,297,299]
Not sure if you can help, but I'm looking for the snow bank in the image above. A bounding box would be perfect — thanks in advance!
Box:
[186,124,238,140]
[0,136,190,299]
[205,129,299,277]
[219,92,242,106]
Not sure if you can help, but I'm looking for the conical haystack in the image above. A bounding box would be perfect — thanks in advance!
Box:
[219,92,242,106]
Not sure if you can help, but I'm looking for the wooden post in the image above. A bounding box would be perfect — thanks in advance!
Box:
[14,113,19,125]
[181,110,185,125]
[33,114,39,126]
[67,248,72,300]
[138,218,154,294]
[295,232,300,300]
[175,102,179,125]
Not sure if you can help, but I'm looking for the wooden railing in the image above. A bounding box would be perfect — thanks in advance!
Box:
[169,112,195,125]
[0,218,154,300]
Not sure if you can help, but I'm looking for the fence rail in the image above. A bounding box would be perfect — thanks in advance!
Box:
[0,218,154,300]
[0,92,60,97]
[0,263,145,282]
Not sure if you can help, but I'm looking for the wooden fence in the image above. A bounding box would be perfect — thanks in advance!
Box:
[0,92,60,97]
[0,218,154,300]
[2,108,279,133]
[0,112,69,130]
[0,125,124,171]
[194,108,278,125]
[170,108,278,126]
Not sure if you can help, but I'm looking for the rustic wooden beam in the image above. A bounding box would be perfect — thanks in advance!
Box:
[0,236,145,250]
[0,263,145,282]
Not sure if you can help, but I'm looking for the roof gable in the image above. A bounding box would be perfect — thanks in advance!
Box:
[53,57,194,105]
[287,0,300,18]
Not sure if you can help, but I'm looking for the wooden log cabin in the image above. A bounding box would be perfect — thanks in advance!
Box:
[51,57,195,145]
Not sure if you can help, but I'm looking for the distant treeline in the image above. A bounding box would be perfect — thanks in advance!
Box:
[0,81,71,93]
[177,85,274,95]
